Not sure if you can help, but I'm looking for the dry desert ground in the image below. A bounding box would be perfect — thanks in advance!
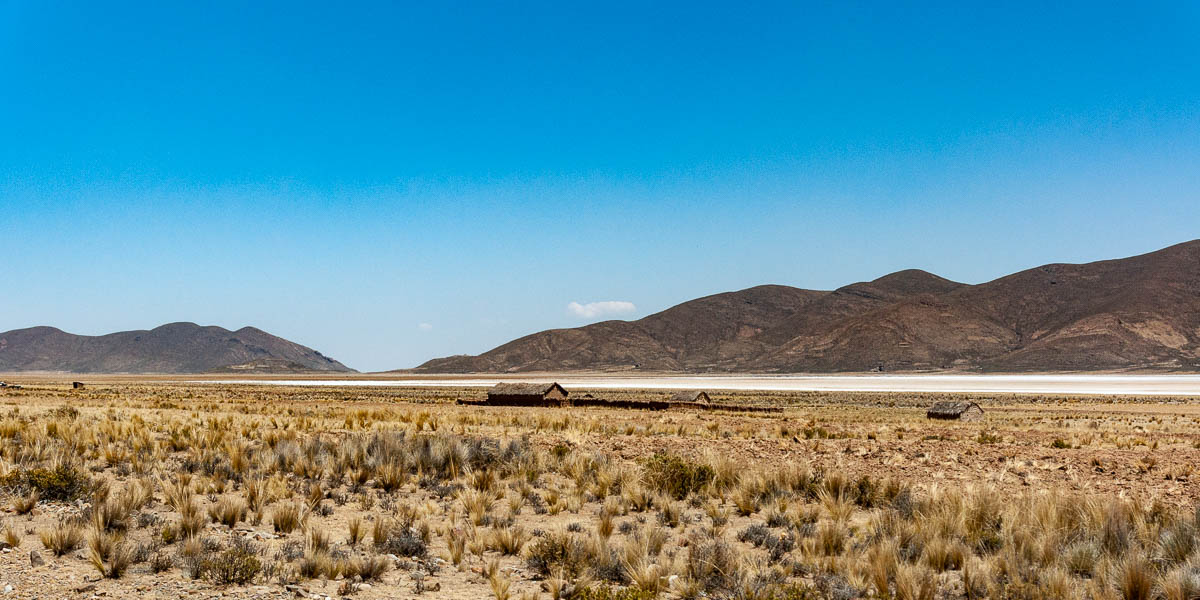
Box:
[1,380,1199,600]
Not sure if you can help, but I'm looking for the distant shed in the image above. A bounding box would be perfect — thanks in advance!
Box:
[669,390,711,406]
[486,382,570,407]
[927,401,984,421]
[72,381,86,390]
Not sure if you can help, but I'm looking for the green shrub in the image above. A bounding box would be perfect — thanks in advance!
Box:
[572,586,658,600]
[976,431,1002,444]
[642,454,714,500]
[1,464,92,501]
[202,540,262,585]
[525,531,589,577]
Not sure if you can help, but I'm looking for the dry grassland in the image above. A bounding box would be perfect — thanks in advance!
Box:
[1,382,1199,600]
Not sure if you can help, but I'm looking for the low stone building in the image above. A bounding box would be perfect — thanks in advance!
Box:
[669,390,711,408]
[485,382,570,407]
[926,401,984,421]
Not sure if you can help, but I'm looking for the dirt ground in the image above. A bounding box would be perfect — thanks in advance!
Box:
[1,380,1198,599]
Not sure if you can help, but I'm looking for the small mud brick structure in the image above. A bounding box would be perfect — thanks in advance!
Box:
[458,383,779,413]
[484,382,570,407]
[72,381,86,389]
[669,390,711,408]
[926,401,984,421]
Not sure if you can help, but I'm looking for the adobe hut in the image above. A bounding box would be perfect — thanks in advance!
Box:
[669,390,711,408]
[72,381,86,390]
[485,382,570,407]
[926,401,984,421]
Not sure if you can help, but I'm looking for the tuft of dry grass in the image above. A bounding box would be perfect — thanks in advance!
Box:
[488,524,530,555]
[39,521,83,556]
[12,491,38,515]
[87,529,135,579]
[272,503,303,534]
[207,495,247,528]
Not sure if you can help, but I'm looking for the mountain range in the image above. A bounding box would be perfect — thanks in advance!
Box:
[0,323,353,374]
[417,240,1200,373]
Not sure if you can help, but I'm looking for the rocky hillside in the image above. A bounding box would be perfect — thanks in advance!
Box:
[0,322,354,374]
[417,240,1200,373]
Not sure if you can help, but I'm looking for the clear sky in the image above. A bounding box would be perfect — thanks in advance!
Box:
[2,1,1199,371]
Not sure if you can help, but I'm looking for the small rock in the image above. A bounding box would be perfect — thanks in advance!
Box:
[0,541,11,550]
[74,584,97,593]
[3,584,13,593]
[30,550,44,567]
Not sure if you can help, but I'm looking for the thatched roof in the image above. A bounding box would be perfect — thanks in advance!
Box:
[926,401,982,419]
[487,382,568,397]
[670,390,710,403]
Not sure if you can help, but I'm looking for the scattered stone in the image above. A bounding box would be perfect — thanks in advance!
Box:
[30,550,44,566]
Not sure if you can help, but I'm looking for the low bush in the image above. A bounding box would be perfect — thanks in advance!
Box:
[641,454,714,500]
[201,539,262,585]
[525,530,589,578]
[376,525,427,558]
[572,585,658,600]
[1,464,92,501]
[685,537,739,593]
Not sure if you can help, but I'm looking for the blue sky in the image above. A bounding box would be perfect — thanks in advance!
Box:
[2,1,1199,371]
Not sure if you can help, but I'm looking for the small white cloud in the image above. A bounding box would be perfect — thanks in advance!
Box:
[567,300,637,319]
[417,322,433,331]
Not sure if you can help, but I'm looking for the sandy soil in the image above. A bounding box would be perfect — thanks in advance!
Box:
[1,382,1199,599]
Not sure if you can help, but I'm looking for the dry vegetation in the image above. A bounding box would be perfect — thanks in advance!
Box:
[1,381,1199,599]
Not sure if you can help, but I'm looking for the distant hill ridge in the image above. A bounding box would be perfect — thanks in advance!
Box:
[417,240,1200,373]
[0,322,354,374]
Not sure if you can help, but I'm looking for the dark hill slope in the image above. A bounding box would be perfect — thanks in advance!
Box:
[417,241,1200,373]
[0,322,354,373]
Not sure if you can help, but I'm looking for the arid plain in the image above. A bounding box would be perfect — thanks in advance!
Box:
[2,377,1199,600]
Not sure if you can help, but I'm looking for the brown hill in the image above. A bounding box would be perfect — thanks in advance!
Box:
[416,241,1200,373]
[0,322,354,374]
